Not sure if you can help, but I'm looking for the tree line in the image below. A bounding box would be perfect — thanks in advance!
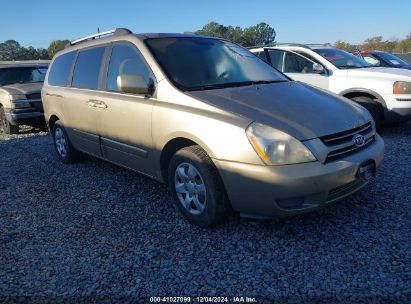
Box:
[0,39,69,61]
[1,23,410,61]
[335,33,411,53]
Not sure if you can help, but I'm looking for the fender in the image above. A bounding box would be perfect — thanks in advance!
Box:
[339,88,387,108]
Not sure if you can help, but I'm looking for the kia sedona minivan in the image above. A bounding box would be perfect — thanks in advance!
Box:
[42,29,384,227]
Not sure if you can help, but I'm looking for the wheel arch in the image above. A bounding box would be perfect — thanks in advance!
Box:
[339,88,387,108]
[48,114,60,131]
[159,134,216,184]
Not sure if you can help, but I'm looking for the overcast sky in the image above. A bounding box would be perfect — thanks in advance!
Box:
[1,0,410,48]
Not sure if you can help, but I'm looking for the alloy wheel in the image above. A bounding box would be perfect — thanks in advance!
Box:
[55,127,68,158]
[174,162,207,215]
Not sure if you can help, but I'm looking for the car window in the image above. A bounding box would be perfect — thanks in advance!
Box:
[314,48,370,69]
[267,49,285,71]
[146,38,288,91]
[48,51,76,86]
[107,44,152,92]
[0,67,48,86]
[255,51,269,63]
[294,51,321,64]
[363,55,380,66]
[284,52,314,73]
[72,47,105,90]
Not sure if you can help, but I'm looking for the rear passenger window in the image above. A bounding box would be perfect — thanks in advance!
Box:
[72,47,105,90]
[48,51,76,86]
[107,44,152,92]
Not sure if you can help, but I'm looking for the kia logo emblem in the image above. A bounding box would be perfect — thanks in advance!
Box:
[352,134,365,147]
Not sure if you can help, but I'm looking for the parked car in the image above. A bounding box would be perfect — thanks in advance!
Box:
[353,51,411,70]
[43,29,384,227]
[250,44,411,125]
[0,61,49,134]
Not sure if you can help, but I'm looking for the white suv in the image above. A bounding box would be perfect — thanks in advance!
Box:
[250,44,411,125]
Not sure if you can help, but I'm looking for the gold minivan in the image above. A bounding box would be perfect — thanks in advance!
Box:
[42,29,384,227]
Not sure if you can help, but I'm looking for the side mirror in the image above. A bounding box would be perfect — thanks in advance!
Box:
[117,74,154,95]
[313,63,325,74]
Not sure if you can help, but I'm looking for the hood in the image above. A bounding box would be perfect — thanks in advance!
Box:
[346,66,411,80]
[1,82,43,96]
[186,81,369,140]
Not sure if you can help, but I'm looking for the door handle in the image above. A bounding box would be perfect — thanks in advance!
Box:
[88,99,108,109]
[45,93,63,98]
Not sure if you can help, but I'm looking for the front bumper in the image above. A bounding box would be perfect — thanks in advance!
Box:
[383,96,411,122]
[213,134,384,218]
[5,109,45,126]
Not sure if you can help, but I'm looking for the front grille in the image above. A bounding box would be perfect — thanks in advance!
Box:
[26,93,41,100]
[320,122,375,162]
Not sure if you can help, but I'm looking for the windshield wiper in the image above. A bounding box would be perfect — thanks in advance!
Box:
[186,80,288,91]
[249,80,288,85]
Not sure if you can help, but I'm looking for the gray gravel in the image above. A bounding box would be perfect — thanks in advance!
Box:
[0,123,410,303]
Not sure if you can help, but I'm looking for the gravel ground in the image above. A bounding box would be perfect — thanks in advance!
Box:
[0,123,410,303]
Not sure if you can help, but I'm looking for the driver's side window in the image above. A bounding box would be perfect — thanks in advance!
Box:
[284,52,314,73]
[107,44,152,92]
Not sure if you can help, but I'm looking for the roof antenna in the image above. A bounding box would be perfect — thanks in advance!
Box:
[97,27,100,34]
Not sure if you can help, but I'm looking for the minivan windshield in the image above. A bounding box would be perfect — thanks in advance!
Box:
[314,48,371,69]
[0,67,48,86]
[146,37,289,91]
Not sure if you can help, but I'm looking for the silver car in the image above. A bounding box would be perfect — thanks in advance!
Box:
[42,29,384,227]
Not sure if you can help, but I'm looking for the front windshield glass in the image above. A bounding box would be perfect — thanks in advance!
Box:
[375,52,409,66]
[0,67,48,86]
[146,37,288,91]
[314,48,371,69]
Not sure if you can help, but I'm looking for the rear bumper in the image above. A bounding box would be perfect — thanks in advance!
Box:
[213,134,384,219]
[5,109,45,126]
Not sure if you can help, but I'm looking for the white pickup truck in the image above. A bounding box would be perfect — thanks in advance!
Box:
[250,44,411,125]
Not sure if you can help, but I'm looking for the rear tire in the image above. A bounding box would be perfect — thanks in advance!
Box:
[351,96,383,127]
[0,107,19,134]
[52,121,80,163]
[168,145,229,227]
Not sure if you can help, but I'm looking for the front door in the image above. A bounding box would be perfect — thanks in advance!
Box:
[268,49,330,90]
[95,43,156,176]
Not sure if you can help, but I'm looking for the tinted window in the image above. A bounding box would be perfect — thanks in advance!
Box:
[72,47,105,89]
[107,44,152,92]
[284,52,314,73]
[268,50,285,70]
[48,52,75,86]
[146,38,288,91]
[0,67,48,86]
[314,48,370,69]
[255,51,269,63]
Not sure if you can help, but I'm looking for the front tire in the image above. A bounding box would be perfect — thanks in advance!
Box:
[52,121,80,163]
[0,107,19,134]
[168,145,229,227]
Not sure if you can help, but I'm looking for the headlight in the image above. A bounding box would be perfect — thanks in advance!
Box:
[246,122,316,165]
[393,81,411,94]
[9,94,30,109]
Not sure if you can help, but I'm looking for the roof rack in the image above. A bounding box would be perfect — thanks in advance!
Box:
[70,28,132,46]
